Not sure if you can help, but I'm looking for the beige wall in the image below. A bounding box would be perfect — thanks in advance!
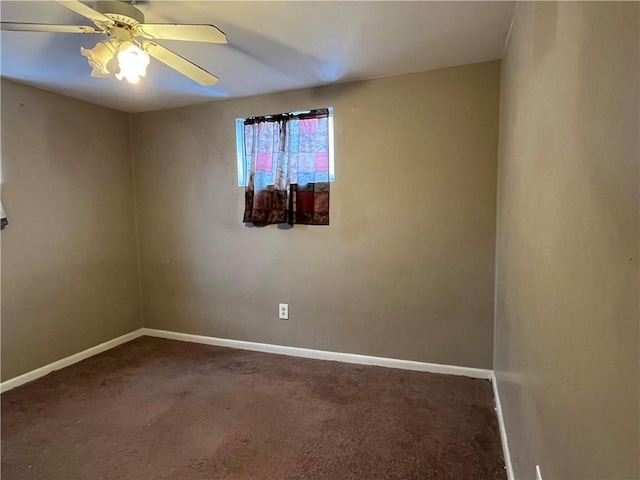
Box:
[1,79,141,381]
[131,61,500,368]
[495,2,639,479]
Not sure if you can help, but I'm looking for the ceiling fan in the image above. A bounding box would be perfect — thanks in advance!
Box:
[0,0,227,86]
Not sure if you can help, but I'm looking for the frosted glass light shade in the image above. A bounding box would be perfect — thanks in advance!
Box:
[115,42,150,84]
[80,39,120,78]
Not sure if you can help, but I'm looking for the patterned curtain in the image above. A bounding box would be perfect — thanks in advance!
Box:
[243,110,330,226]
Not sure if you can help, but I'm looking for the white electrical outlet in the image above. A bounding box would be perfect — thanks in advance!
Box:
[279,303,289,320]
[535,465,543,480]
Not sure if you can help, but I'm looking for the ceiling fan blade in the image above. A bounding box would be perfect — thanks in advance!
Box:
[55,0,114,25]
[143,41,218,86]
[1,22,102,34]
[136,24,227,44]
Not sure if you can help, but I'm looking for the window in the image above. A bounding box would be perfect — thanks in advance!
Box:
[238,108,334,226]
[236,107,334,187]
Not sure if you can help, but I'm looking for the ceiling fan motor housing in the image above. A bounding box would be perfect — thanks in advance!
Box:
[93,1,144,26]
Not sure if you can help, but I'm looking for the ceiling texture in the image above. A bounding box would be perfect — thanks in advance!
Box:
[0,1,516,113]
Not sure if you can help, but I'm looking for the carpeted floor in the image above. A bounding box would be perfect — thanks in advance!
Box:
[1,337,506,480]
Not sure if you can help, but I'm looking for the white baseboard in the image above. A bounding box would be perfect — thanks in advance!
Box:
[0,329,145,393]
[491,372,514,480]
[141,328,493,380]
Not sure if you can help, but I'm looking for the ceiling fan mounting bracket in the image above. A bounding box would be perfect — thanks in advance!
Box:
[93,1,144,26]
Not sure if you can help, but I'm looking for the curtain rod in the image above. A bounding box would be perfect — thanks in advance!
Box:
[244,108,330,124]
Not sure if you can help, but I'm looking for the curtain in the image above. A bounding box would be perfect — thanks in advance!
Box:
[243,110,330,226]
[1,201,7,230]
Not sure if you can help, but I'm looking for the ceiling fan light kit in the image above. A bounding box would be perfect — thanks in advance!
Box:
[81,27,150,84]
[1,0,227,86]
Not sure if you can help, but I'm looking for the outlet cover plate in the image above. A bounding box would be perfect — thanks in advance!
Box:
[279,303,289,320]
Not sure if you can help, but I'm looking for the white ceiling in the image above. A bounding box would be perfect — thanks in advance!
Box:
[0,1,516,113]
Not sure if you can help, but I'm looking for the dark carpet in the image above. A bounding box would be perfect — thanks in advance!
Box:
[1,337,506,480]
